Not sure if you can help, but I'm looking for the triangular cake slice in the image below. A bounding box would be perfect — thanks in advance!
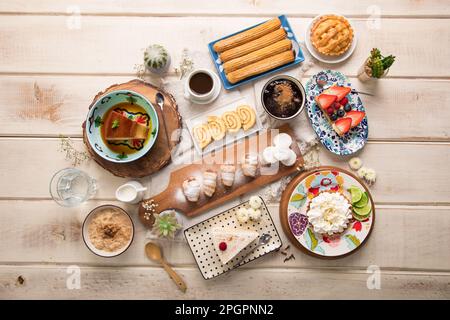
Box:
[211,227,259,265]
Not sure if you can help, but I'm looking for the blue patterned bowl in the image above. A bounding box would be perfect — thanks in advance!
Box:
[305,70,368,156]
[85,90,159,163]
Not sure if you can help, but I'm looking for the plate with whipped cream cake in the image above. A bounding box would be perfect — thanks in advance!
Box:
[280,166,375,258]
[184,197,282,279]
[305,70,368,155]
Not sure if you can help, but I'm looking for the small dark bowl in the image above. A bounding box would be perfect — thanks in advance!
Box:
[261,75,306,121]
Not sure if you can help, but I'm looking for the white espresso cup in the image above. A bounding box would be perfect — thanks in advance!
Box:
[184,68,220,103]
[115,181,147,204]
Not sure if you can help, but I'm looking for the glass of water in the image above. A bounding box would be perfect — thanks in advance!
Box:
[50,168,97,207]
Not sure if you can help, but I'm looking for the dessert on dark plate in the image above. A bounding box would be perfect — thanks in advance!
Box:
[261,75,305,120]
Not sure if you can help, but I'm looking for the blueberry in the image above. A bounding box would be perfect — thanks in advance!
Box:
[344,104,351,112]
[337,109,345,117]
[330,113,338,121]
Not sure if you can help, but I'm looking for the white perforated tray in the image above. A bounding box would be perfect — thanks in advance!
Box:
[184,197,282,280]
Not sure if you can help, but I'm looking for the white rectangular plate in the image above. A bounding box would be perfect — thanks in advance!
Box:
[184,197,282,280]
[185,97,263,155]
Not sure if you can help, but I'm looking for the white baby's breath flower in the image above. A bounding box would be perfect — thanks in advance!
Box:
[236,208,249,224]
[364,168,377,185]
[348,157,363,170]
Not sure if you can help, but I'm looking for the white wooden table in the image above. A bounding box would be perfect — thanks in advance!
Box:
[1,1,449,299]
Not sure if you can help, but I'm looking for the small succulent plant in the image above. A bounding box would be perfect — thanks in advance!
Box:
[153,211,181,238]
[144,44,171,74]
[365,48,396,78]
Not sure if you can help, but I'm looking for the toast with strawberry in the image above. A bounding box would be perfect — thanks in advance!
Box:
[314,85,365,137]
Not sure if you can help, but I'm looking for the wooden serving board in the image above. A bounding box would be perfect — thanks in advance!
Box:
[82,79,182,178]
[138,123,304,228]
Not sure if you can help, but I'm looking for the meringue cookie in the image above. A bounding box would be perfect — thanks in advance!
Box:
[262,146,278,164]
[348,157,363,170]
[357,167,368,179]
[273,147,291,161]
[248,196,263,209]
[247,208,262,222]
[364,168,377,185]
[236,207,249,223]
[280,149,297,166]
[273,133,292,149]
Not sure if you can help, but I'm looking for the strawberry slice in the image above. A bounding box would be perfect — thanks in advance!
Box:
[345,110,365,128]
[333,117,352,136]
[315,94,337,110]
[324,86,351,101]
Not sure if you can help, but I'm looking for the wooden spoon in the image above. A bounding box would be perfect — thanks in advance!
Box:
[145,242,187,293]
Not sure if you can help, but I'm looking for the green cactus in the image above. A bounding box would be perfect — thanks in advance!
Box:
[144,44,170,73]
[370,48,381,60]
[382,55,396,70]
[153,211,181,238]
[371,58,385,78]
[366,48,396,78]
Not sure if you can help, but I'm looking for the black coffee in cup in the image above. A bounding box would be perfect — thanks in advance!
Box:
[189,72,214,95]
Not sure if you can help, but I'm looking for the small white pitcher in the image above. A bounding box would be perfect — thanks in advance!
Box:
[115,181,147,204]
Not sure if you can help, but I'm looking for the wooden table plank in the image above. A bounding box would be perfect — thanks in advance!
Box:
[0,265,448,299]
[1,138,449,204]
[1,0,449,17]
[0,16,449,77]
[1,75,449,141]
[0,138,129,199]
[1,200,450,271]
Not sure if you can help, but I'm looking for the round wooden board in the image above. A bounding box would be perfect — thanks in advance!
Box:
[279,166,375,259]
[82,79,182,178]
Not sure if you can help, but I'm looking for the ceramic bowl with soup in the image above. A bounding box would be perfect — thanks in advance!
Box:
[85,90,159,163]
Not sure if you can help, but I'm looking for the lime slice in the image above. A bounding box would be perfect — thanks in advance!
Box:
[353,202,372,217]
[353,212,370,221]
[354,192,369,208]
[349,186,363,203]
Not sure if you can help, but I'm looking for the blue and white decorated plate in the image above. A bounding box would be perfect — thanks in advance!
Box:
[305,70,368,156]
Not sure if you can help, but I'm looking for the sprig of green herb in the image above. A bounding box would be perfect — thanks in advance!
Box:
[112,119,120,129]
[94,115,103,127]
[117,153,128,160]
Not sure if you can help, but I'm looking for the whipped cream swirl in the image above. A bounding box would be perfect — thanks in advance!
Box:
[306,192,351,235]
